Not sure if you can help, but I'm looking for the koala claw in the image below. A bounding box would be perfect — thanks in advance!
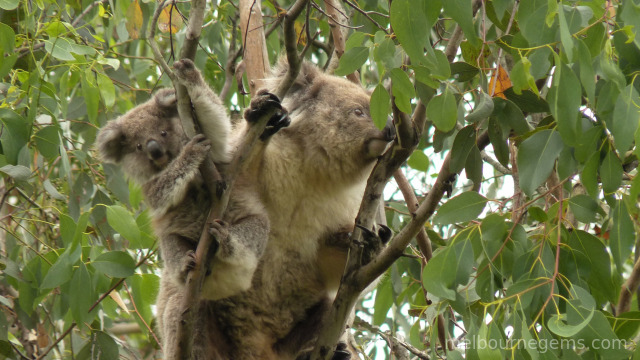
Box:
[209,219,232,257]
[179,250,197,282]
[261,112,291,140]
[184,134,212,161]
[173,58,203,86]
[356,224,392,265]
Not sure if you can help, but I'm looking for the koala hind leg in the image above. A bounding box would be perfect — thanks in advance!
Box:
[200,215,269,300]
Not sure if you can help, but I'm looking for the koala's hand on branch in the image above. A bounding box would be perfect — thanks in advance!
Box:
[179,250,197,282]
[208,219,230,256]
[356,224,392,266]
[244,90,291,140]
[173,58,205,87]
[182,134,212,165]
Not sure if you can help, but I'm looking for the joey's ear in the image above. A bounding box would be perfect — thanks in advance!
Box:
[96,120,126,163]
[154,88,177,109]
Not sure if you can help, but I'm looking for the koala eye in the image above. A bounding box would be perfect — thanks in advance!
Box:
[354,108,365,117]
[161,130,167,137]
[136,144,143,151]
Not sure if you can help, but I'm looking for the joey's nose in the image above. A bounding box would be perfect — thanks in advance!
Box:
[146,140,164,160]
[383,117,396,141]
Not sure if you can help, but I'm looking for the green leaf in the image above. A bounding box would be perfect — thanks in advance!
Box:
[423,228,476,300]
[548,61,581,145]
[465,91,494,123]
[390,0,428,64]
[374,37,399,70]
[0,22,15,54]
[34,125,61,160]
[427,87,457,132]
[407,150,429,172]
[41,252,72,289]
[424,49,451,80]
[517,130,564,196]
[477,322,503,360]
[581,152,600,198]
[97,73,116,108]
[488,117,509,167]
[0,165,31,181]
[451,62,479,82]
[78,331,119,359]
[43,37,75,61]
[390,68,415,114]
[81,73,99,125]
[611,85,640,154]
[370,84,390,131]
[465,145,482,186]
[433,191,487,225]
[92,251,135,278]
[373,276,393,326]
[576,39,596,103]
[70,263,94,324]
[369,84,391,130]
[610,199,635,272]
[548,286,595,337]
[568,194,599,223]
[491,98,529,136]
[600,150,622,194]
[449,125,476,173]
[334,47,368,76]
[0,0,18,10]
[442,0,479,46]
[510,57,538,95]
[106,205,141,246]
[557,3,574,61]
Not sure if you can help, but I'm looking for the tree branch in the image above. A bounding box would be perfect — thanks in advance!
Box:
[240,0,270,95]
[617,237,640,314]
[323,0,359,83]
[275,0,310,98]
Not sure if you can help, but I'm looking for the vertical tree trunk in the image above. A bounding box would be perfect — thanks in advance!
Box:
[239,0,270,95]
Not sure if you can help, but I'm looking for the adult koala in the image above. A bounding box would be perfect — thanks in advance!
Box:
[203,62,396,359]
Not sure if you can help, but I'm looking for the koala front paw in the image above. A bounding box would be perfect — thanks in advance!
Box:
[209,219,232,257]
[244,90,290,140]
[332,342,351,360]
[179,250,197,282]
[356,224,392,265]
[183,134,212,164]
[173,59,204,87]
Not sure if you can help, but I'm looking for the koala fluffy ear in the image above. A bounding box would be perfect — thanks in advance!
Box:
[96,120,125,163]
[270,58,320,95]
[154,88,177,109]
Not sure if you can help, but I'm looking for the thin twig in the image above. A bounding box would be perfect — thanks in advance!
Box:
[342,0,388,33]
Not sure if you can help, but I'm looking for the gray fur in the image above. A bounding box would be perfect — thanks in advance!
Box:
[97,59,393,359]
[95,59,270,357]
[193,62,395,359]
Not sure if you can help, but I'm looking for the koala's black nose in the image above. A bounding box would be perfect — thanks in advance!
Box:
[146,140,164,160]
[383,117,396,142]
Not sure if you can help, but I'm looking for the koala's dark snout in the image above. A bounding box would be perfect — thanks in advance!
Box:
[146,140,165,160]
[383,117,396,142]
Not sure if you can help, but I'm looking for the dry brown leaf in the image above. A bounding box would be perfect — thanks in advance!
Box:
[110,291,129,313]
[294,21,307,46]
[125,0,143,39]
[37,323,50,348]
[158,5,183,34]
[489,65,512,99]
